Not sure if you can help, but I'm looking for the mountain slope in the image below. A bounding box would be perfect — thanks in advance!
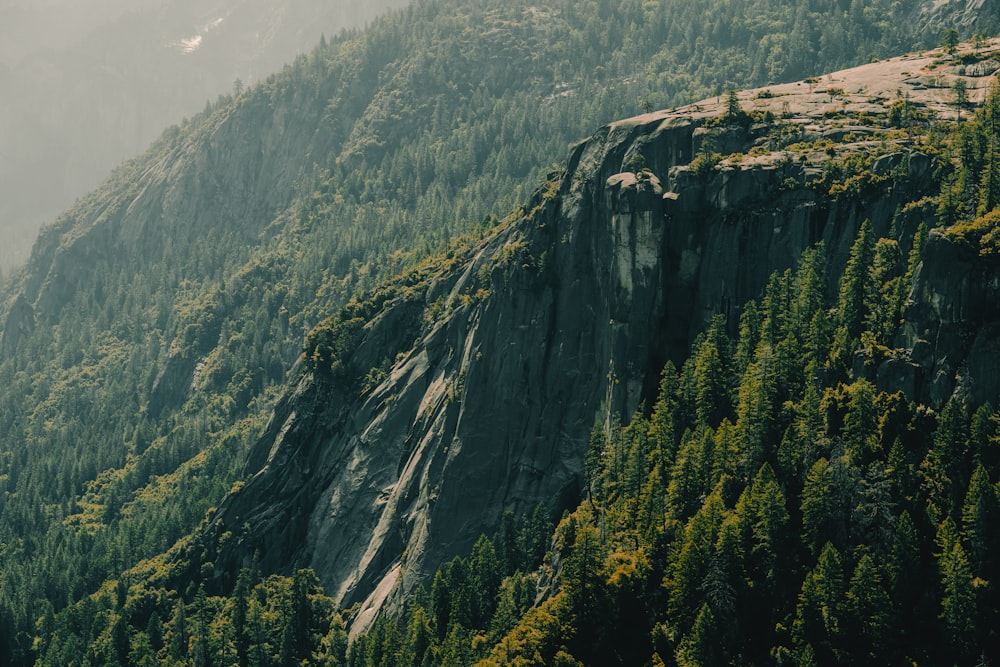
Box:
[192,42,999,634]
[41,38,1000,665]
[2,1,998,665]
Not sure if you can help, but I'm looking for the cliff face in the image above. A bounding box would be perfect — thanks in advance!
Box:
[201,45,1000,631]
[900,230,1000,406]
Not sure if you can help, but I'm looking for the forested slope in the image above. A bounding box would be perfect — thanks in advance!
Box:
[0,0,993,665]
[35,49,1000,662]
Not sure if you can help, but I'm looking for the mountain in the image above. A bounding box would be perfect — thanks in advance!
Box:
[0,0,406,271]
[3,0,1000,664]
[190,38,1000,635]
[36,37,1000,663]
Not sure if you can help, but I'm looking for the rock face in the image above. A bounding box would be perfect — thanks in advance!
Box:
[202,44,1000,630]
[0,294,34,357]
[899,230,1000,406]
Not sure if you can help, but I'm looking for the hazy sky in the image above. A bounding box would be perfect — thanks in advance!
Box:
[0,0,407,273]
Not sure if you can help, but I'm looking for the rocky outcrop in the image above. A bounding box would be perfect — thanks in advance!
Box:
[149,350,201,418]
[898,230,1000,406]
[199,83,946,639]
[0,294,35,357]
[919,0,1000,35]
[191,42,1000,633]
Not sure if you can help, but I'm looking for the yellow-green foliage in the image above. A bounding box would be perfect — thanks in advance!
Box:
[810,151,887,198]
[477,596,570,666]
[689,150,721,175]
[944,208,1000,256]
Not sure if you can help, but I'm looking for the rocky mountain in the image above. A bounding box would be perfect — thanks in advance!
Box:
[6,2,952,662]
[186,41,1000,637]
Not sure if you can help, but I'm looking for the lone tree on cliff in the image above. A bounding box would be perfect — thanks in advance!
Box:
[940,28,960,54]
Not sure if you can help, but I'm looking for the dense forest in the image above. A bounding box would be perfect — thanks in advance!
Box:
[0,0,994,664]
[33,81,1000,665]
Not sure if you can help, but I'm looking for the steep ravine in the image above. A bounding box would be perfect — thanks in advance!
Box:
[197,45,1000,632]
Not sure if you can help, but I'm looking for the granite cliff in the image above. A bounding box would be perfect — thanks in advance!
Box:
[195,42,1000,632]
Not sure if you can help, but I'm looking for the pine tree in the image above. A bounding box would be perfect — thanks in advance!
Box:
[939,540,977,660]
[940,28,960,54]
[280,569,320,666]
[167,600,188,662]
[110,614,131,667]
[969,402,998,470]
[829,220,875,376]
[668,492,725,635]
[145,612,164,654]
[400,607,434,667]
[838,220,875,339]
[431,567,452,641]
[747,464,790,580]
[233,569,252,667]
[845,551,891,661]
[888,510,926,656]
[675,604,721,667]
[469,535,502,629]
[961,464,998,578]
[801,458,838,555]
[866,238,902,342]
[792,543,845,664]
[692,315,730,426]
[734,354,778,477]
[667,426,716,522]
[323,614,349,666]
[734,301,761,376]
[191,585,211,667]
[977,135,1000,214]
[790,244,827,346]
[561,516,610,664]
[842,379,879,462]
[922,398,970,522]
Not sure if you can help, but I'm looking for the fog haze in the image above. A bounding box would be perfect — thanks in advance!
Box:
[0,0,407,272]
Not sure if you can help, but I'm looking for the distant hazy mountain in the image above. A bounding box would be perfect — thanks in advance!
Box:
[0,0,407,271]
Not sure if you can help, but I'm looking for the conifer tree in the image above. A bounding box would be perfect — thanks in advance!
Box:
[845,551,891,661]
[939,540,976,659]
[801,458,838,555]
[233,569,252,667]
[922,398,970,522]
[838,218,874,339]
[793,543,845,664]
[961,464,998,577]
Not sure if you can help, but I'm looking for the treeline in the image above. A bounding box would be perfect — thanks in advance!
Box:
[54,221,1000,664]
[32,507,552,667]
[329,91,1000,665]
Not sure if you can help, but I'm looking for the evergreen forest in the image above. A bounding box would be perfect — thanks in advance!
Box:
[1,0,998,665]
